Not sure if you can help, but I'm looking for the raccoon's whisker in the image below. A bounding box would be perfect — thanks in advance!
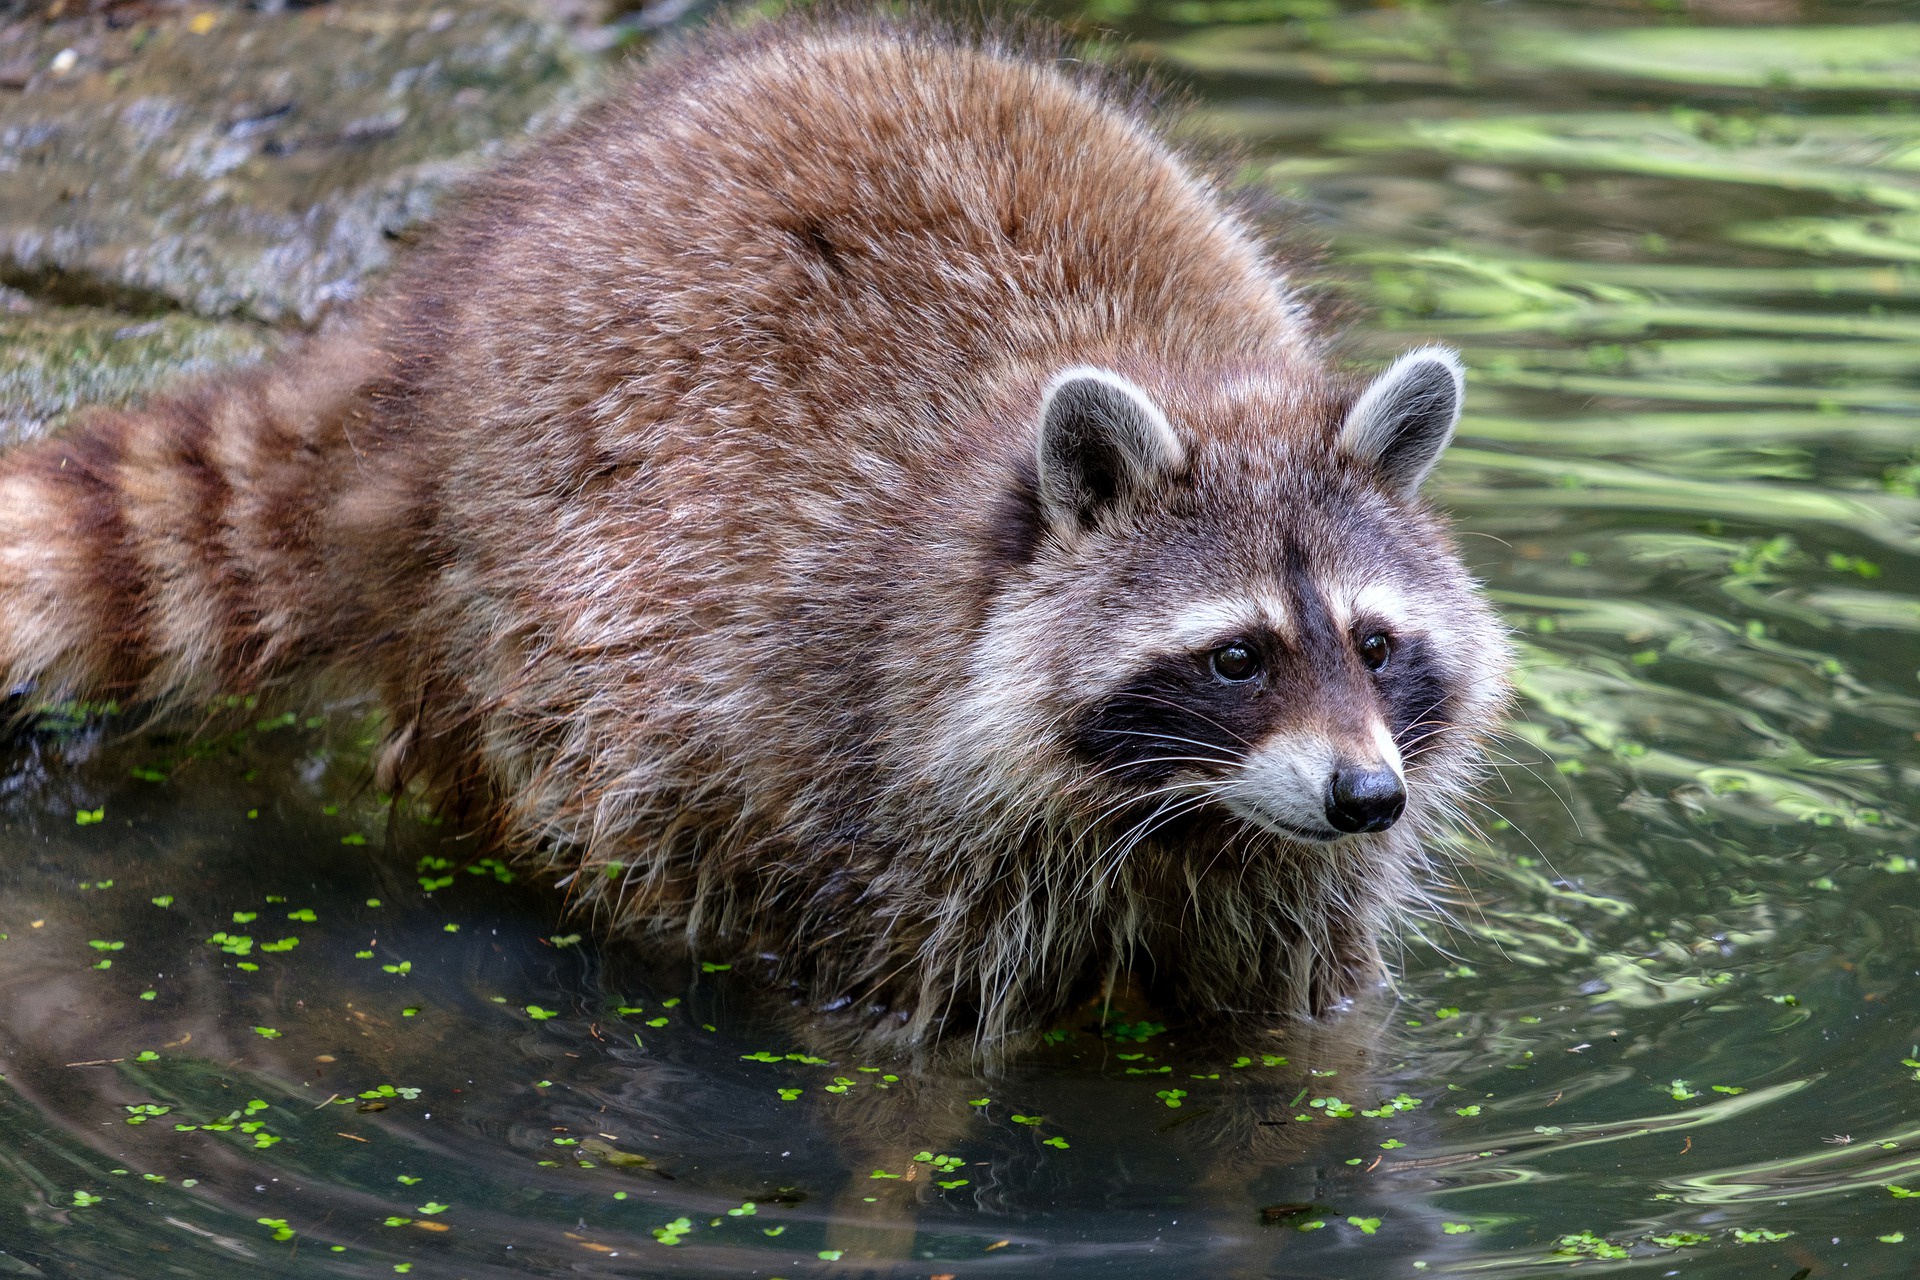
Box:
[1443,903,1514,968]
[1426,731,1571,869]
[1478,743,1586,838]
[1090,726,1250,761]
[1397,726,1457,762]
[1393,700,1461,749]
[1076,781,1216,840]
[1178,818,1256,930]
[1450,789,1550,866]
[1394,699,1461,752]
[1477,724,1581,881]
[1456,530,1514,549]
[1399,913,1474,967]
[1083,754,1242,783]
[1096,783,1223,869]
[1104,692,1256,748]
[1394,856,1470,941]
[1473,747,1550,793]
[1410,802,1487,875]
[1068,784,1217,901]
[1419,834,1510,962]
[1396,710,1454,740]
[1066,787,1209,901]
[1096,790,1222,898]
[1107,793,1215,867]
[1416,805,1483,871]
[1098,809,1182,901]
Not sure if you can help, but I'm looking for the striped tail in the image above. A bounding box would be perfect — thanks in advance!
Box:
[0,324,387,710]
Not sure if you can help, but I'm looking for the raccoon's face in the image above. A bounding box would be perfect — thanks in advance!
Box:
[1016,349,1504,846]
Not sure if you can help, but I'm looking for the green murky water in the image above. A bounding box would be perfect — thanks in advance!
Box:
[4,0,1920,1275]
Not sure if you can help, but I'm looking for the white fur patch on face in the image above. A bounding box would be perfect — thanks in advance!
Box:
[1157,593,1292,651]
[1327,578,1416,637]
[1037,592,1295,699]
[1368,717,1405,780]
[1217,730,1336,842]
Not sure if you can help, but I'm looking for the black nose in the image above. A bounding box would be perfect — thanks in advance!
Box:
[1325,765,1405,834]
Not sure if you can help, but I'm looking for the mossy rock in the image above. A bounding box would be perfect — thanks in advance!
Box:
[0,291,273,445]
[0,0,599,325]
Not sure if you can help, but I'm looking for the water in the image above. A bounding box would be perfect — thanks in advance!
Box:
[3,1,1919,1275]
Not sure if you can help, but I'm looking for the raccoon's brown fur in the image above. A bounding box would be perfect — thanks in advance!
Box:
[0,11,1510,1049]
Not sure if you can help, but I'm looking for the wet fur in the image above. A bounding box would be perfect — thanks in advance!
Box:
[0,10,1510,1049]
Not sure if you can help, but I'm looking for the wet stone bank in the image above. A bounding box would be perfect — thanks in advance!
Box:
[0,0,624,442]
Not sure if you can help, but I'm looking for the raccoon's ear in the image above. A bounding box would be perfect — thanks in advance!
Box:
[1337,347,1465,497]
[1035,368,1184,531]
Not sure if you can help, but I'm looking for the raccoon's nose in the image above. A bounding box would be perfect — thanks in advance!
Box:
[1325,765,1405,834]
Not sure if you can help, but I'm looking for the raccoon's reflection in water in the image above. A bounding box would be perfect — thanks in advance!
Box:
[776,1005,1464,1275]
[0,713,1467,1277]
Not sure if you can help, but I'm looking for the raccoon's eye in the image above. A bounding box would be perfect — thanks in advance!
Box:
[1210,642,1260,683]
[1359,632,1393,672]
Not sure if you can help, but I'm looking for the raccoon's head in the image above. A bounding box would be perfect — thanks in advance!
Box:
[976,348,1509,851]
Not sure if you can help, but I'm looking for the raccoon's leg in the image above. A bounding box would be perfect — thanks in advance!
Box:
[0,322,390,711]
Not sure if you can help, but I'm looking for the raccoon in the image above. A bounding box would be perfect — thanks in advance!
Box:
[0,11,1510,1048]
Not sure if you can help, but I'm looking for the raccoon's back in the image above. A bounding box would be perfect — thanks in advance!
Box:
[382,18,1314,497]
